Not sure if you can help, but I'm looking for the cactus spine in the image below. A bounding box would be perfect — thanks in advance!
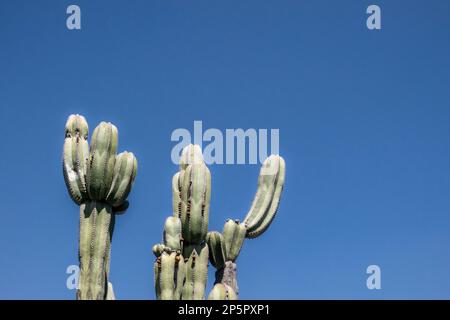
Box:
[154,144,285,300]
[63,114,137,300]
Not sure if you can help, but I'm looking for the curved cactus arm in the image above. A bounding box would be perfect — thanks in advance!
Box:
[222,220,246,261]
[243,155,285,239]
[106,151,137,208]
[163,216,183,251]
[246,157,285,238]
[206,231,226,269]
[182,244,209,300]
[106,282,115,300]
[63,114,89,205]
[208,283,238,300]
[86,122,118,201]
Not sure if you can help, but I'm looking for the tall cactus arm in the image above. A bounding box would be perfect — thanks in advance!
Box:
[180,163,210,244]
[106,151,137,208]
[222,220,246,261]
[86,122,118,201]
[206,231,226,269]
[208,283,238,300]
[243,155,286,239]
[63,114,89,205]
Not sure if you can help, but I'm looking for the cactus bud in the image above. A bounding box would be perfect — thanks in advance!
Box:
[106,282,115,300]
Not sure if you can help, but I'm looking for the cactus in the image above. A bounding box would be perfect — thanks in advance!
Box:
[62,114,137,300]
[208,283,238,300]
[154,145,211,300]
[154,144,285,300]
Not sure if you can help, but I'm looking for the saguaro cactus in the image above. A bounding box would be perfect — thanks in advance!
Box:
[154,145,285,300]
[153,145,211,300]
[62,114,137,300]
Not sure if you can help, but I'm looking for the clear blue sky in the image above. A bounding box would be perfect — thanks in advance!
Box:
[1,0,450,299]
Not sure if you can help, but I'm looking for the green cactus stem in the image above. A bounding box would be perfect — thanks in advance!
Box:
[207,220,245,297]
[62,114,137,300]
[181,244,209,300]
[77,201,113,300]
[154,251,185,300]
[163,216,183,252]
[206,231,226,270]
[243,155,285,239]
[208,282,238,300]
[179,163,210,244]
